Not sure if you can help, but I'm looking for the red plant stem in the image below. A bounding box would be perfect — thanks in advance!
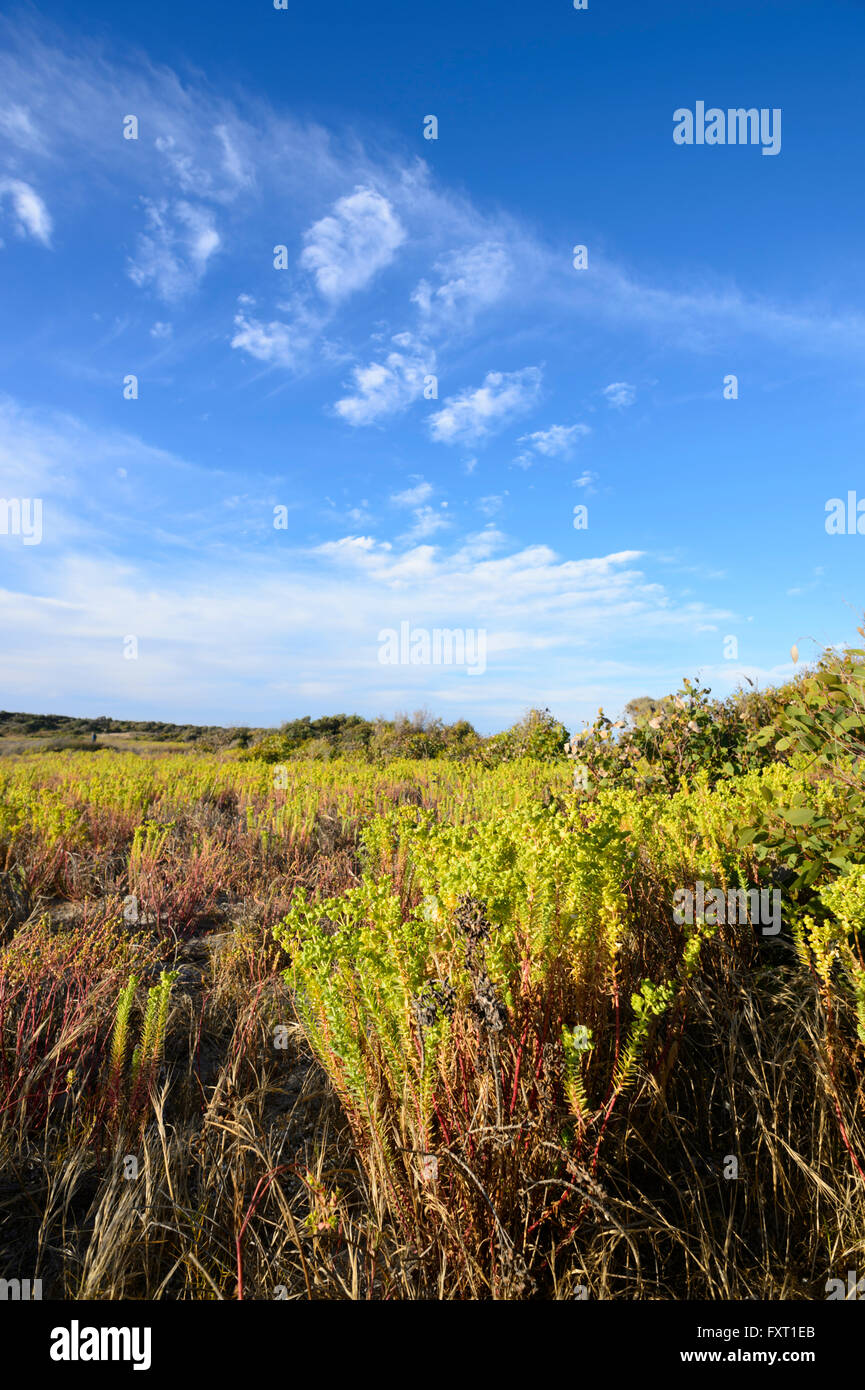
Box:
[599,971,621,1113]
[456,1049,476,1159]
[533,989,555,1080]
[823,993,865,1186]
[833,1098,865,1185]
[235,1166,287,1300]
[510,1013,532,1116]
[590,1090,620,1174]
[430,1083,454,1147]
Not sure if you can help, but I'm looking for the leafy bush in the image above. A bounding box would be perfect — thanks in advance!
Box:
[567,677,796,795]
[481,707,570,765]
[739,639,865,888]
[275,793,708,1292]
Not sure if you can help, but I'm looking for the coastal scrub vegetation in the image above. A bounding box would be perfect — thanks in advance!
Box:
[1,632,863,1298]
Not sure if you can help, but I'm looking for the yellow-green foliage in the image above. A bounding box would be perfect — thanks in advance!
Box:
[131,971,177,1095]
[804,867,865,1042]
[275,788,737,1198]
[0,750,570,865]
[2,696,864,1294]
[108,974,138,1095]
[105,970,178,1117]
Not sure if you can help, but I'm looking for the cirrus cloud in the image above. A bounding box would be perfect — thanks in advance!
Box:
[127,198,221,301]
[514,422,591,468]
[334,334,433,425]
[411,241,512,330]
[429,367,543,445]
[603,381,637,409]
[0,177,51,246]
[300,186,406,302]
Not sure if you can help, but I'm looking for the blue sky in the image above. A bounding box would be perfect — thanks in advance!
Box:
[1,0,864,732]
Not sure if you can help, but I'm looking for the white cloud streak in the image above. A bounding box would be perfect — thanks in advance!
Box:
[300,186,406,302]
[430,367,543,446]
[0,177,51,245]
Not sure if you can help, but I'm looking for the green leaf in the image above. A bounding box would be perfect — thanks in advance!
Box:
[796,862,824,889]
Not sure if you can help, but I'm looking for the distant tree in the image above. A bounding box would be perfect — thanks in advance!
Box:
[624,697,662,728]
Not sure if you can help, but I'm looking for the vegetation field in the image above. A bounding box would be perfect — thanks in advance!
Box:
[1,644,864,1300]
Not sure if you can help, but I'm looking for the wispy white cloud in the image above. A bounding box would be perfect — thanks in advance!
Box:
[603,381,636,409]
[412,241,512,330]
[230,312,299,368]
[430,367,543,446]
[334,335,432,424]
[300,186,406,302]
[514,422,590,467]
[787,566,825,597]
[0,177,51,245]
[399,505,450,542]
[477,494,505,517]
[230,289,327,373]
[389,480,447,540]
[522,423,590,457]
[454,525,507,562]
[391,480,433,507]
[128,199,220,300]
[0,102,44,152]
